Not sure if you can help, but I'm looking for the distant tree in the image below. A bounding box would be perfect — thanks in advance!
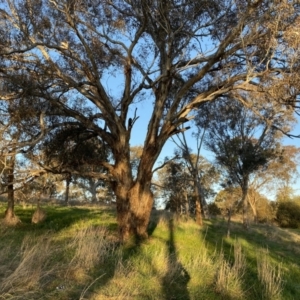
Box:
[251,146,300,195]
[215,187,242,216]
[172,133,206,225]
[197,98,286,227]
[276,200,300,228]
[157,151,217,221]
[215,187,241,237]
[158,159,191,215]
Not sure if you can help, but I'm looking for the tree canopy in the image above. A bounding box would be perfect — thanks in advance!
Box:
[0,0,300,240]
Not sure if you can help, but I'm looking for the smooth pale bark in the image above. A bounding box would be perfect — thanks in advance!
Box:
[194,180,203,225]
[248,192,258,223]
[193,176,210,222]
[241,182,249,229]
[226,207,232,238]
[90,180,98,203]
[64,174,71,205]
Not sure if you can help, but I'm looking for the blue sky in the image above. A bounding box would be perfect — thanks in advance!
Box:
[128,98,300,197]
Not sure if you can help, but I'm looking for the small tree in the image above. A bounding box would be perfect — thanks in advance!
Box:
[197,98,284,227]
[250,145,300,203]
[158,159,191,215]
[172,127,218,224]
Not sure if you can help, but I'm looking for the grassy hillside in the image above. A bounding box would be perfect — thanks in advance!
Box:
[0,204,299,300]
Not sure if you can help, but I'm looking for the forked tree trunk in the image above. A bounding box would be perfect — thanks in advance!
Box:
[113,140,158,241]
[248,193,258,223]
[128,181,154,238]
[114,180,154,242]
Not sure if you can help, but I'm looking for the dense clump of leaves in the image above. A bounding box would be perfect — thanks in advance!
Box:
[276,200,300,228]
[43,125,109,172]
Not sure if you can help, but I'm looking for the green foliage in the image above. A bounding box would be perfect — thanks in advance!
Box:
[276,200,300,228]
[196,98,281,191]
[43,126,109,172]
[256,198,276,223]
[207,202,222,216]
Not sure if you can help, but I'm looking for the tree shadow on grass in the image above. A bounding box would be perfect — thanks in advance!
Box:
[11,205,117,232]
[162,217,191,300]
[84,210,191,300]
[203,218,300,299]
[148,210,191,299]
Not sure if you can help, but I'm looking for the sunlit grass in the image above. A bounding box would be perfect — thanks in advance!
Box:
[0,203,299,299]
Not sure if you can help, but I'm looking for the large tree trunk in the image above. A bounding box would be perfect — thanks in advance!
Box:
[128,181,154,239]
[114,181,154,242]
[113,138,159,242]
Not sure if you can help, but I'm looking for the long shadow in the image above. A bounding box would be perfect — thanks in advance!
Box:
[204,219,300,299]
[86,210,191,299]
[12,205,117,233]
[162,218,191,300]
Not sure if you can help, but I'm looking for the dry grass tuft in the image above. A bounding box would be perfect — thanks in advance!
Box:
[215,241,245,299]
[0,235,53,295]
[68,226,111,270]
[1,215,21,226]
[31,207,47,224]
[257,249,283,300]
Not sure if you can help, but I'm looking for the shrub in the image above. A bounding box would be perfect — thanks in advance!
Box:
[208,202,222,216]
[276,200,300,228]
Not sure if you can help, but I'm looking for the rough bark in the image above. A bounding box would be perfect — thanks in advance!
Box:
[114,169,154,241]
[112,151,132,240]
[113,138,159,241]
[128,181,154,239]
[194,192,203,226]
[3,156,20,225]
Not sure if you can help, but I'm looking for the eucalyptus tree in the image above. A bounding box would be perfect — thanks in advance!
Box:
[157,151,217,223]
[172,127,219,224]
[1,0,300,240]
[196,98,289,227]
[157,159,192,215]
[248,145,300,220]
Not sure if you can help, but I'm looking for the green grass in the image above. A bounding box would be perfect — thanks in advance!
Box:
[0,203,300,299]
